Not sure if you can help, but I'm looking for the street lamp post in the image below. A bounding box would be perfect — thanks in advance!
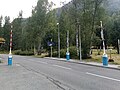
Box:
[57,23,60,58]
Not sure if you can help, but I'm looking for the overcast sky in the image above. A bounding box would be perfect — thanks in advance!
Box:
[0,0,71,22]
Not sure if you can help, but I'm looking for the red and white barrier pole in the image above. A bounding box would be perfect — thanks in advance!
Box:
[9,25,12,54]
[8,25,13,65]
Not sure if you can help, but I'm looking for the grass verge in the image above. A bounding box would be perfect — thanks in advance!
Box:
[88,49,120,65]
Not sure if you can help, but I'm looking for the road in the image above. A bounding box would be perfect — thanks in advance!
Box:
[1,54,120,90]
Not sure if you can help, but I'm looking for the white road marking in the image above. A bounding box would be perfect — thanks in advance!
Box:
[37,61,48,64]
[16,64,21,66]
[28,59,48,64]
[86,72,120,82]
[53,65,72,70]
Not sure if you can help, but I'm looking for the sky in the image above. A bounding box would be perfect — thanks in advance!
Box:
[0,0,71,22]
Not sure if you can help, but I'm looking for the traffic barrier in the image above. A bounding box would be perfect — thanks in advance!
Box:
[8,55,12,65]
[102,54,108,66]
[66,52,70,60]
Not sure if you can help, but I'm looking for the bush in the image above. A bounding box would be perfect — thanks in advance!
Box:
[14,50,21,55]
[69,46,78,59]
[51,46,91,59]
[60,49,66,58]
[52,47,78,59]
[52,51,58,57]
[82,54,91,59]
[69,46,91,59]
[14,50,34,56]
[52,49,66,58]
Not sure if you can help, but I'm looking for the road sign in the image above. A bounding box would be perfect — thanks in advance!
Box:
[47,41,55,46]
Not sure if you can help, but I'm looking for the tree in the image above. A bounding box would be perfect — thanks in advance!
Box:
[63,0,106,58]
[25,0,52,54]
[12,11,23,50]
[0,16,3,37]
[2,16,11,51]
[107,12,120,51]
[42,9,58,50]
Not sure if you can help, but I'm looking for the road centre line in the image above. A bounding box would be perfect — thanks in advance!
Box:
[53,65,72,70]
[86,72,120,82]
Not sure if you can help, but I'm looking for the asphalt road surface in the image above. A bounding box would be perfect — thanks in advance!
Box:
[1,54,120,90]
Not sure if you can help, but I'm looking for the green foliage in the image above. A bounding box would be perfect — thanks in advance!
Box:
[0,16,3,37]
[12,17,23,50]
[52,49,66,58]
[13,50,21,55]
[0,61,1,63]
[52,51,57,57]
[60,49,66,58]
[14,50,34,56]
[52,46,91,59]
[2,16,11,51]
[69,46,78,59]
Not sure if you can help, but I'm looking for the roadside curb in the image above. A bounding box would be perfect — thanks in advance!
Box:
[44,57,120,70]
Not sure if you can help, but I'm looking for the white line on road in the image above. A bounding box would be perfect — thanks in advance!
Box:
[15,64,21,66]
[53,65,72,70]
[86,72,120,82]
[28,59,48,64]
[37,61,48,64]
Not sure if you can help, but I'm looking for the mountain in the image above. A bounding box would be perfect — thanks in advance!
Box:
[105,0,120,13]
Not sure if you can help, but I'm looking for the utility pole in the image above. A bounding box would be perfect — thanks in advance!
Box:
[57,23,60,58]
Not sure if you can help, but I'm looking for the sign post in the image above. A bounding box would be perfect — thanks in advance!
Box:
[50,39,52,57]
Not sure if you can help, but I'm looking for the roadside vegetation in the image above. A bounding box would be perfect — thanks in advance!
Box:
[0,60,2,63]
[0,57,2,63]
[86,49,120,65]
